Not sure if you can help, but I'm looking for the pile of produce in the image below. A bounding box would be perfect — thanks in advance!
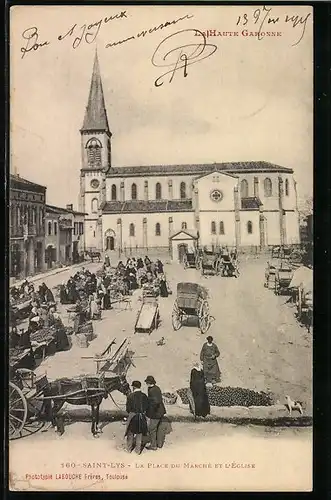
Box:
[31,327,56,345]
[162,392,178,405]
[177,386,274,407]
[77,321,94,337]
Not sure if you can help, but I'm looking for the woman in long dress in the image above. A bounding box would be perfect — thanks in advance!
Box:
[190,362,210,417]
[199,336,221,384]
[90,293,101,320]
[103,288,112,310]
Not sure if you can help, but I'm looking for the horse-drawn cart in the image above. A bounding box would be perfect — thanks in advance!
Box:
[274,264,293,295]
[183,250,201,270]
[9,339,133,440]
[172,282,211,334]
[200,250,222,276]
[220,253,240,277]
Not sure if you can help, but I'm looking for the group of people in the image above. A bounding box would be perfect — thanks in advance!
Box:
[114,256,169,296]
[10,280,55,309]
[124,375,172,455]
[123,336,221,454]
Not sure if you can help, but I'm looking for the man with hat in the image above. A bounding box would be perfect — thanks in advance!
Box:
[124,381,149,454]
[145,376,166,451]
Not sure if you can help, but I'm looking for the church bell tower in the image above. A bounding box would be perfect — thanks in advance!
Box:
[79,50,111,251]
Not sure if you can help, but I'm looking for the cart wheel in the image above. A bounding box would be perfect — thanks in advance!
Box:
[9,382,28,440]
[171,301,182,331]
[199,300,211,334]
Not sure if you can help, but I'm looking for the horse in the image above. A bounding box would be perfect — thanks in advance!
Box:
[40,373,131,437]
[86,251,101,263]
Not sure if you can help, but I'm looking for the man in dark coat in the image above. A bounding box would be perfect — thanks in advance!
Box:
[125,381,149,454]
[145,376,166,450]
[200,336,221,384]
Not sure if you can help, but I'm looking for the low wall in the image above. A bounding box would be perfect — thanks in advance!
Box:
[57,404,312,427]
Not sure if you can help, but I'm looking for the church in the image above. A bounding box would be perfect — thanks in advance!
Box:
[79,52,300,260]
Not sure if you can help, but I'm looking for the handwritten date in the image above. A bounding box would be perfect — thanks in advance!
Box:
[152,29,217,87]
[236,5,311,46]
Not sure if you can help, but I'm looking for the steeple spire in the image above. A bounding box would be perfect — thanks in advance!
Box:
[81,50,110,132]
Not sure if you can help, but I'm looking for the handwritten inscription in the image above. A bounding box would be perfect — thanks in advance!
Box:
[58,11,128,49]
[105,14,194,49]
[20,27,50,59]
[151,29,217,87]
[236,5,311,46]
[20,10,128,57]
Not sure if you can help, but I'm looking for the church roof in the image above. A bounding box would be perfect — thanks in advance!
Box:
[81,51,110,132]
[104,161,293,178]
[241,197,263,210]
[102,199,193,214]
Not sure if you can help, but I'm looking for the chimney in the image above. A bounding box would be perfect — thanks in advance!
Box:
[66,204,73,211]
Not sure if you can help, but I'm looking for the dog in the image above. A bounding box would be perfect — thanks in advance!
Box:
[285,395,303,416]
[156,337,165,346]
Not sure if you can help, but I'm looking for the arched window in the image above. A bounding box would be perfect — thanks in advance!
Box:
[48,221,52,236]
[54,222,58,235]
[219,221,225,235]
[131,183,137,200]
[86,138,102,167]
[247,221,253,234]
[91,198,99,213]
[240,179,249,198]
[155,222,161,236]
[181,222,187,230]
[129,223,135,237]
[285,179,289,196]
[264,178,272,197]
[180,182,186,199]
[211,221,216,234]
[155,182,162,200]
[111,184,117,201]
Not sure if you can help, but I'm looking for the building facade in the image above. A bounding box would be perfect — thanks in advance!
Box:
[45,204,86,268]
[10,174,47,278]
[79,53,301,259]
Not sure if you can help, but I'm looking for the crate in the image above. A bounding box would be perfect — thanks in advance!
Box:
[75,333,89,348]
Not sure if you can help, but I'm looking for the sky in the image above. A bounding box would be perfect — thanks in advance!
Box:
[10,5,313,209]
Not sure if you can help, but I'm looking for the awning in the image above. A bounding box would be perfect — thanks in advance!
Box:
[289,266,313,291]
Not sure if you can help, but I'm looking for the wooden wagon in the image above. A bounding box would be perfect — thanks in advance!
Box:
[200,249,222,276]
[135,286,160,334]
[274,264,293,295]
[183,249,201,270]
[264,258,281,289]
[172,282,211,334]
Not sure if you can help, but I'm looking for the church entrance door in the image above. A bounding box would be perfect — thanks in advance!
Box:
[106,236,115,251]
[178,243,188,263]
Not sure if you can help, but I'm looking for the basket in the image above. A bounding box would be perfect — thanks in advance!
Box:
[75,333,89,348]
[77,321,94,341]
[162,392,178,405]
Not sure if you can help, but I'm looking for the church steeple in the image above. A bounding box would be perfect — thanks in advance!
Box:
[81,50,110,132]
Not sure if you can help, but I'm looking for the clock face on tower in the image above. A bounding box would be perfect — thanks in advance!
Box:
[90,179,100,189]
[210,189,223,202]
